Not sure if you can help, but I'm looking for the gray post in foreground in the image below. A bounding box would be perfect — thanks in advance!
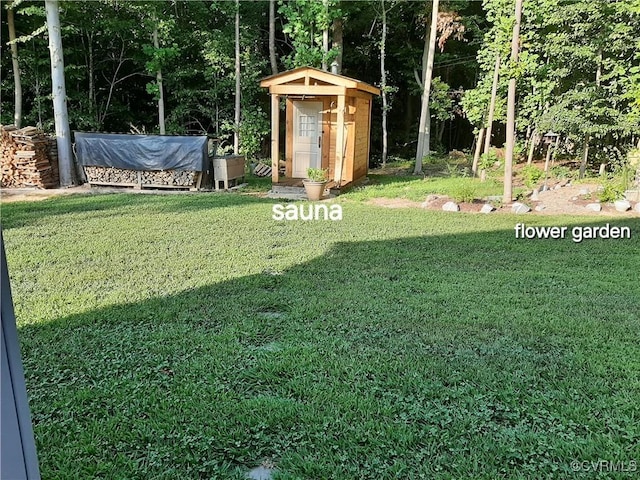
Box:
[1,231,41,480]
[503,0,522,204]
[45,0,74,187]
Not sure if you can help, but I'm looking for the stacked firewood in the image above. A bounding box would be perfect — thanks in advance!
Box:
[140,169,196,186]
[84,166,139,184]
[84,165,196,187]
[1,125,59,189]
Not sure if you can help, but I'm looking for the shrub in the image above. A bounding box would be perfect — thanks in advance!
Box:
[452,183,477,203]
[479,150,499,171]
[520,165,544,188]
[550,165,572,180]
[445,163,470,178]
[221,107,270,161]
[423,154,446,166]
[597,182,624,203]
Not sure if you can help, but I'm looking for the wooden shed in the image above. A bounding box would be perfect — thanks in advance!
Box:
[260,67,380,190]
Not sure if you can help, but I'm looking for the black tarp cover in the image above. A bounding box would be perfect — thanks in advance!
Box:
[75,132,207,171]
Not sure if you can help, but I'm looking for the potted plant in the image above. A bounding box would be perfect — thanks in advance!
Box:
[303,167,328,201]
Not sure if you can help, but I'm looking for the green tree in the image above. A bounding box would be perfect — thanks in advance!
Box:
[279,0,340,69]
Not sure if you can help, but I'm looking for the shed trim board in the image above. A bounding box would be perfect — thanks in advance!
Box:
[260,66,380,95]
[261,67,379,189]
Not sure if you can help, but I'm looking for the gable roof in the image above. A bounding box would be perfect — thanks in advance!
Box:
[260,66,380,96]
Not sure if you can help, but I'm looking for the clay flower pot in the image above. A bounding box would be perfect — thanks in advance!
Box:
[304,168,328,201]
[303,180,327,201]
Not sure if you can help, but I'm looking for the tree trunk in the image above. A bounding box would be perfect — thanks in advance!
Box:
[87,32,94,108]
[596,48,606,175]
[543,140,553,174]
[579,136,590,179]
[438,120,446,144]
[332,15,343,74]
[45,0,74,186]
[550,134,560,171]
[472,127,485,177]
[322,0,329,71]
[414,0,439,174]
[380,0,388,167]
[527,130,537,165]
[503,0,523,203]
[234,0,241,155]
[152,24,166,134]
[579,48,603,179]
[483,53,500,165]
[8,6,22,128]
[269,0,278,75]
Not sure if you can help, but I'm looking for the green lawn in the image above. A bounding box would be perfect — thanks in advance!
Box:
[2,192,639,479]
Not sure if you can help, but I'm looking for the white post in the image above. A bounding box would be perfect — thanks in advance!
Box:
[503,0,523,203]
[45,0,74,186]
[271,94,280,184]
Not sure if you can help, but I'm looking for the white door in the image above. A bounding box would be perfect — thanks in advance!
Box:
[292,101,322,178]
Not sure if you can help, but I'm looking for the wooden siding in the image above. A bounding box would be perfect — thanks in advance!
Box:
[263,67,378,187]
[353,97,371,181]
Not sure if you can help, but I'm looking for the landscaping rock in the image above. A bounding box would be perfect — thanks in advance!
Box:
[480,204,495,214]
[570,196,578,201]
[511,202,531,214]
[421,194,440,208]
[530,188,540,201]
[534,205,546,212]
[614,200,631,212]
[585,203,602,212]
[634,203,640,213]
[442,201,460,212]
[554,184,562,190]
[579,188,590,196]
[540,185,549,192]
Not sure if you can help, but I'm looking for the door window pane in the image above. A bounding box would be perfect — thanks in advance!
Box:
[298,114,317,137]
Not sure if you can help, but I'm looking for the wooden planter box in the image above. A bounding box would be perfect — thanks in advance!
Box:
[84,166,202,190]
[213,155,245,190]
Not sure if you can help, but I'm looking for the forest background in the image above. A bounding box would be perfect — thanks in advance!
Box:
[2,0,639,173]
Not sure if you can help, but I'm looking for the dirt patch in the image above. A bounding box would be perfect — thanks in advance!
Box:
[520,182,638,216]
[0,184,209,203]
[367,198,423,209]
[417,194,489,213]
[1,185,92,203]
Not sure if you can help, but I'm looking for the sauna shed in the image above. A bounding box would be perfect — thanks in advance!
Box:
[260,67,380,190]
